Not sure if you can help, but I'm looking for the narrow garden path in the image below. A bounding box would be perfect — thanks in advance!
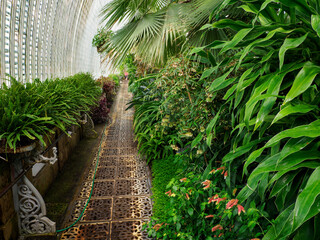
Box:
[60,81,152,240]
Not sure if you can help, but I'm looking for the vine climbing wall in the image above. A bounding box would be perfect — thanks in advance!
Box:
[0,0,102,85]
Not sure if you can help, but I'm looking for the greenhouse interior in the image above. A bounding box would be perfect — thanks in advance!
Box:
[1,0,320,239]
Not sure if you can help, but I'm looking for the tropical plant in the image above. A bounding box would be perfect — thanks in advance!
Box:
[0,73,101,153]
[191,0,320,239]
[98,0,244,68]
[145,160,267,240]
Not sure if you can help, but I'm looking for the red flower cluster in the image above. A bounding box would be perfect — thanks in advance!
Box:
[226,199,245,215]
[208,194,227,204]
[212,224,223,232]
[202,180,211,189]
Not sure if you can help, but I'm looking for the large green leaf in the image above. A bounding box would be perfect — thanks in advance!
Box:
[263,205,294,240]
[222,138,266,164]
[211,19,251,31]
[206,110,221,146]
[283,62,320,105]
[191,133,203,149]
[220,28,253,53]
[311,15,320,38]
[279,33,308,70]
[272,103,317,125]
[209,68,234,91]
[244,120,320,172]
[254,73,283,130]
[293,167,320,230]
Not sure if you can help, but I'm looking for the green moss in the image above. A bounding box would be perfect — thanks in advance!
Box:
[151,156,177,221]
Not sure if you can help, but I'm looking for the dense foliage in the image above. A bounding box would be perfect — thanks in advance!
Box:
[150,156,177,222]
[128,0,320,239]
[0,73,101,152]
[91,75,119,124]
[98,0,239,68]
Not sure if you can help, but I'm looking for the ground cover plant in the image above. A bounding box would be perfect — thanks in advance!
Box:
[125,0,320,239]
[0,73,101,153]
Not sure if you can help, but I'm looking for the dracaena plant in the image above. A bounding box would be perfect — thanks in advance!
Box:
[192,0,320,239]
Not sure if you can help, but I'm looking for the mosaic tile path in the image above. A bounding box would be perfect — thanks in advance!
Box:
[60,81,152,240]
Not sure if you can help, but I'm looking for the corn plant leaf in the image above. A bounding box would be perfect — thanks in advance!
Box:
[220,28,253,53]
[266,119,320,148]
[270,161,320,187]
[311,15,320,38]
[272,103,317,125]
[263,205,294,240]
[278,0,313,15]
[191,133,203,149]
[222,138,267,164]
[260,0,280,11]
[244,77,270,128]
[279,33,308,70]
[209,68,234,91]
[283,62,320,104]
[254,74,283,130]
[244,120,320,173]
[293,167,320,230]
[270,170,301,199]
[211,19,251,31]
[249,150,319,190]
[244,138,313,198]
[201,67,216,81]
[206,110,221,146]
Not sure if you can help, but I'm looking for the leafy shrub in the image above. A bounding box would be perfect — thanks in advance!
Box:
[90,97,110,124]
[108,74,120,87]
[145,162,266,240]
[0,73,101,152]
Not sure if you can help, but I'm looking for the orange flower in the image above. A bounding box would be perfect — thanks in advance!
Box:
[202,180,211,189]
[165,190,172,196]
[205,215,214,218]
[226,199,239,209]
[186,193,190,200]
[209,169,216,174]
[208,194,219,203]
[180,178,187,182]
[210,197,227,205]
[237,204,245,215]
[218,233,224,237]
[189,189,192,194]
[223,171,228,179]
[211,224,223,232]
[216,166,226,171]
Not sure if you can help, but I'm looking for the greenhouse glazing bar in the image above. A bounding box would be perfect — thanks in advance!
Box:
[0,0,101,85]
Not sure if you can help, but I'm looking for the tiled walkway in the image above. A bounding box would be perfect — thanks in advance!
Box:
[60,81,152,239]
